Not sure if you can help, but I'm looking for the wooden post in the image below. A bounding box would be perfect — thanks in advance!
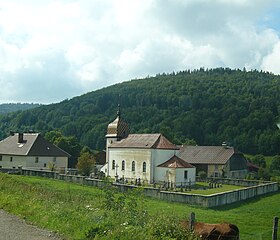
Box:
[272,216,279,240]
[189,212,195,231]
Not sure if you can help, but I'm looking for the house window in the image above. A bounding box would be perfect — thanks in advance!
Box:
[122,160,125,170]
[184,170,188,179]
[0,155,2,161]
[53,157,56,162]
[10,157,13,162]
[143,162,146,172]
[44,163,46,167]
[132,161,135,172]
[35,157,39,163]
[214,164,219,171]
[112,160,115,170]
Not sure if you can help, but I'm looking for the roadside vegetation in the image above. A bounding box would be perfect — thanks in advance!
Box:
[0,173,279,239]
[246,154,280,182]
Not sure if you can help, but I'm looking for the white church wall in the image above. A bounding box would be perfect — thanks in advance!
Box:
[151,149,179,182]
[108,148,152,183]
[175,168,196,185]
[154,167,176,183]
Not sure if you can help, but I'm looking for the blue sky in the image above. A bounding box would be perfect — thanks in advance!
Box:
[0,0,280,104]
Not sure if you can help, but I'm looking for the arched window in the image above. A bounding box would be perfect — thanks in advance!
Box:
[143,162,146,172]
[132,161,135,172]
[122,160,125,170]
[112,160,115,170]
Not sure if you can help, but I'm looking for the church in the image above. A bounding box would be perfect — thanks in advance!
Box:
[101,106,196,185]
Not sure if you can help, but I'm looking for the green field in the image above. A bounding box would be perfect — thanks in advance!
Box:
[187,182,244,195]
[0,173,279,240]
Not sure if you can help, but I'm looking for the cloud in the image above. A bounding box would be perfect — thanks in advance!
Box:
[261,41,280,74]
[0,0,279,103]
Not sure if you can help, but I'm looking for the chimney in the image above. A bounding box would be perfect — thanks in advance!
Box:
[18,133,24,143]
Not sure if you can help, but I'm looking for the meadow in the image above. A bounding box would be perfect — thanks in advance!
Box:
[0,173,279,240]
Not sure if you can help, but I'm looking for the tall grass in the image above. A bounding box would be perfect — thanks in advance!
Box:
[0,173,279,239]
[0,173,197,240]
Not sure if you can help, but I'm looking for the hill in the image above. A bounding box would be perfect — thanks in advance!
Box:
[0,68,280,155]
[0,103,41,114]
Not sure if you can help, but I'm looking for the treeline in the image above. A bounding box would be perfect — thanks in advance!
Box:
[0,68,280,156]
[0,103,41,114]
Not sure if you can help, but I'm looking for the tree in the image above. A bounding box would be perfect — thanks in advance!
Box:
[44,130,82,168]
[270,155,280,176]
[251,154,266,168]
[45,130,63,143]
[77,152,96,176]
[54,136,82,168]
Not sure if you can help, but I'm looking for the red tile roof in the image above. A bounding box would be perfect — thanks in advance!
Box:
[157,155,195,168]
[109,134,179,150]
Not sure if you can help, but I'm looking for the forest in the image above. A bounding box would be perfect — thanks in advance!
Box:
[0,68,280,156]
[0,103,41,114]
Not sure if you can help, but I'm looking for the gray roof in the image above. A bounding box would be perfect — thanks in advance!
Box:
[179,146,235,164]
[0,133,70,157]
[109,134,179,150]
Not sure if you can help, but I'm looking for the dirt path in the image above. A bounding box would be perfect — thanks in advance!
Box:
[0,210,64,240]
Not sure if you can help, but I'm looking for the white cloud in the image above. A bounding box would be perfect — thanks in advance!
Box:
[0,0,279,103]
[261,41,280,74]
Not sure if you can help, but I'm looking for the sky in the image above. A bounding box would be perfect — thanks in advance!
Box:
[0,0,280,104]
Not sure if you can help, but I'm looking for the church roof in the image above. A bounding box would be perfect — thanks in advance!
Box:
[109,134,179,150]
[106,105,129,139]
[179,145,236,164]
[157,155,194,168]
[106,116,129,138]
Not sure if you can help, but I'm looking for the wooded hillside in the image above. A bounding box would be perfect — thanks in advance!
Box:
[0,68,279,155]
[0,103,41,114]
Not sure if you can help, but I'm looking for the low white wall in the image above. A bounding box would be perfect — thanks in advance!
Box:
[19,169,279,208]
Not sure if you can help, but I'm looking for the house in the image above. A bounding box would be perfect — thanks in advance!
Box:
[102,106,196,185]
[179,145,248,178]
[0,132,70,171]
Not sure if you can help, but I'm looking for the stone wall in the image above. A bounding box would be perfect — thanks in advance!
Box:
[20,169,279,207]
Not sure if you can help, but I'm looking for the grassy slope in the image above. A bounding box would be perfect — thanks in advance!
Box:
[0,173,279,240]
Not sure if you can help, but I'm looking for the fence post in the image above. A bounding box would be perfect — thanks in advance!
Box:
[272,216,279,240]
[189,212,195,231]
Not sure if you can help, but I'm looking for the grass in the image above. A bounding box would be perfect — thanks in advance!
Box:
[0,173,279,240]
[188,182,244,195]
[245,154,274,168]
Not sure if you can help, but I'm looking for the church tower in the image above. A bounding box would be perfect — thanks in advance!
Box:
[105,104,129,175]
[106,104,129,142]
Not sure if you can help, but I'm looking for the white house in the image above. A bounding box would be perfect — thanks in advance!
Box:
[0,132,70,171]
[102,107,196,185]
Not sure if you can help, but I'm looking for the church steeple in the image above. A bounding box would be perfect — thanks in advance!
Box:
[106,104,129,140]
[117,104,121,118]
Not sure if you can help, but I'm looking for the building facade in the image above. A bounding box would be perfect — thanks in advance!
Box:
[102,108,196,185]
[0,133,70,171]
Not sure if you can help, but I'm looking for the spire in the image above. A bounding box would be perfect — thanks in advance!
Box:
[117,104,121,118]
[106,102,129,139]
